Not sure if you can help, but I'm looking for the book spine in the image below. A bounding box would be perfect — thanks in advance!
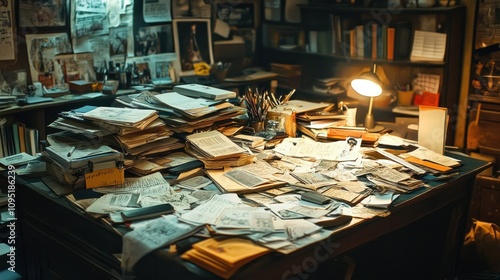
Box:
[371,23,378,60]
[18,123,27,153]
[11,123,20,155]
[0,121,7,157]
[387,27,395,60]
[308,30,318,53]
[355,25,364,58]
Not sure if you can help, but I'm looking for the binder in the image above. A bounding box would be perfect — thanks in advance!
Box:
[394,21,413,60]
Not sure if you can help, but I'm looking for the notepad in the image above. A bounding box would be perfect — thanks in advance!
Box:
[410,30,447,62]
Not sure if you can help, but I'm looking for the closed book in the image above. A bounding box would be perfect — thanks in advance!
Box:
[11,123,20,154]
[174,84,236,100]
[349,29,356,57]
[308,30,318,52]
[380,25,388,59]
[355,25,364,58]
[387,27,395,60]
[27,128,39,156]
[18,123,27,153]
[371,23,378,59]
[0,118,6,158]
[69,80,93,93]
[394,21,413,60]
[363,24,371,58]
[317,30,332,54]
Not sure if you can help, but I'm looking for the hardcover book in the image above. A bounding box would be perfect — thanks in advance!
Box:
[174,84,237,100]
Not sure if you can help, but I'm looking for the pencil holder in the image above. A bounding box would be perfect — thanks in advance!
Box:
[250,121,265,133]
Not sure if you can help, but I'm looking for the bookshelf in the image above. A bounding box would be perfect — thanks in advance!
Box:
[256,4,465,145]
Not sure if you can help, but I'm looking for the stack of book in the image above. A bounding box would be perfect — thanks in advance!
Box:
[311,77,345,96]
[0,95,17,109]
[270,63,301,89]
[295,107,348,141]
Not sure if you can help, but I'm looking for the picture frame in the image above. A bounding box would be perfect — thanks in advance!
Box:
[173,18,214,76]
[18,0,67,28]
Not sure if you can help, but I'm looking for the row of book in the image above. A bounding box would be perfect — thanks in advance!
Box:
[308,15,414,61]
[0,118,40,158]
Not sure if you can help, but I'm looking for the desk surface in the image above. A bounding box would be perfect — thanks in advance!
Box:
[15,151,490,280]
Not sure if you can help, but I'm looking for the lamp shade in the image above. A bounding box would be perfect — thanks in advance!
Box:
[351,72,382,97]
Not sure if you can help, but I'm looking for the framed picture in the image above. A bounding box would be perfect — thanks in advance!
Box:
[0,0,15,61]
[134,24,174,56]
[173,18,213,76]
[18,0,67,28]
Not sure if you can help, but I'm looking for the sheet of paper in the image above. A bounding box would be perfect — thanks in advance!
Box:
[121,215,201,272]
[85,193,140,214]
[94,172,169,194]
[82,106,157,126]
[180,193,242,225]
[186,130,246,158]
[410,30,447,62]
[418,105,448,154]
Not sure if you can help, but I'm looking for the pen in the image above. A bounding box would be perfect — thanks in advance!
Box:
[67,146,76,157]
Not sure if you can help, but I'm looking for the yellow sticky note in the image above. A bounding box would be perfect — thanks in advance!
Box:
[84,167,124,189]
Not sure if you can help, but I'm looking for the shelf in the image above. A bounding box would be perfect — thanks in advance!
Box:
[298,5,463,14]
[0,89,137,117]
[259,46,446,67]
[468,94,500,105]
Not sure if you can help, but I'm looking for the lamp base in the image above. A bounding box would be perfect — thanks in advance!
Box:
[366,125,385,133]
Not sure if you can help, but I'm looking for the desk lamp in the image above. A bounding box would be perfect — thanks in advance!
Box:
[351,64,384,132]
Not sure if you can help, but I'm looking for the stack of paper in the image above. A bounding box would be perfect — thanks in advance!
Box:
[115,91,246,134]
[181,237,271,279]
[185,130,254,169]
[42,131,125,190]
[81,106,159,130]
[112,123,183,157]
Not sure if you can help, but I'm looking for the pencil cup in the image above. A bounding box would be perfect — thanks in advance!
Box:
[250,121,265,133]
[397,90,414,106]
[210,66,228,82]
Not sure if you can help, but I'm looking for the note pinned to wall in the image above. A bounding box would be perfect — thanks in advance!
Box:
[418,106,448,155]
[410,30,447,62]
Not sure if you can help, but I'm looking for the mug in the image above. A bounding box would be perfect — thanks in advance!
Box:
[397,90,414,106]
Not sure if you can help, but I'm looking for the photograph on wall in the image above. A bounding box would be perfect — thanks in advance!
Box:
[19,0,67,27]
[53,53,96,87]
[25,33,73,85]
[0,70,28,95]
[0,0,15,60]
[134,24,174,56]
[172,0,211,18]
[216,2,255,28]
[110,26,132,57]
[173,18,213,76]
[143,0,172,23]
[470,0,500,98]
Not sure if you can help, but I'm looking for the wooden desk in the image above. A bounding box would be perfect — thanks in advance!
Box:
[14,152,489,280]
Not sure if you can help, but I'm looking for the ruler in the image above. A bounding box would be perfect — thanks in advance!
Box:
[375,148,427,175]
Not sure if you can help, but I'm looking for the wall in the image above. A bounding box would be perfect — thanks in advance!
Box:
[456,0,478,148]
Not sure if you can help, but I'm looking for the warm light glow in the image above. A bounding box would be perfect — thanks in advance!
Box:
[351,74,382,97]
